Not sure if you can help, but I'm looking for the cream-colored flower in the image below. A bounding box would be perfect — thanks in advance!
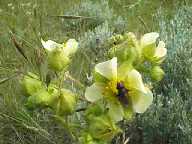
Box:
[85,57,153,122]
[141,32,167,63]
[41,38,78,71]
[41,39,78,55]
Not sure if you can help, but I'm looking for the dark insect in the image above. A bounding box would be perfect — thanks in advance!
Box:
[116,82,129,107]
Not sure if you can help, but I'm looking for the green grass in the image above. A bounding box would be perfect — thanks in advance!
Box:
[0,0,192,143]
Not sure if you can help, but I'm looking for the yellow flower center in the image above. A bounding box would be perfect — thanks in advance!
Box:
[105,81,118,94]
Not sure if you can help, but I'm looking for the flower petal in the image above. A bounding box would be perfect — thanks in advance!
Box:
[118,61,133,80]
[140,32,159,47]
[124,69,153,113]
[108,102,124,122]
[124,69,145,92]
[154,41,167,58]
[41,39,62,51]
[95,57,117,81]
[64,39,79,56]
[130,87,153,113]
[85,83,104,102]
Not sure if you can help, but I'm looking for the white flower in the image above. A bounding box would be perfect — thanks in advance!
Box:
[41,39,62,51]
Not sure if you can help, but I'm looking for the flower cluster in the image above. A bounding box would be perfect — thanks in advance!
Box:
[22,39,78,115]
[83,32,166,143]
[21,32,166,144]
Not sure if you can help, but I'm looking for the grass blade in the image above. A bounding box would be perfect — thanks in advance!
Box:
[50,15,95,20]
[0,73,20,85]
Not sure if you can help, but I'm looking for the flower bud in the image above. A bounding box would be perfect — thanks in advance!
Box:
[124,32,138,48]
[55,89,76,115]
[89,115,121,142]
[109,41,137,65]
[150,66,165,81]
[47,48,70,72]
[21,72,43,96]
[108,33,141,65]
[85,104,104,121]
[25,89,53,109]
[151,41,167,64]
[108,34,124,46]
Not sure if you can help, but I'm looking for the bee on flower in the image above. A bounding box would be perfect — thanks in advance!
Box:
[85,57,153,122]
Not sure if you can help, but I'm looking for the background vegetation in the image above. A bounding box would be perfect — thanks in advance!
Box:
[0,0,192,143]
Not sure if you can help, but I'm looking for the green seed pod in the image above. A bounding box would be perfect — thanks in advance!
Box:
[47,48,70,72]
[150,66,165,81]
[21,72,43,96]
[25,89,53,109]
[124,32,138,48]
[108,33,141,65]
[89,115,121,142]
[110,41,137,64]
[55,89,76,115]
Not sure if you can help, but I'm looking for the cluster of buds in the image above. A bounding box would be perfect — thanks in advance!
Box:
[109,32,166,81]
[21,38,78,115]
